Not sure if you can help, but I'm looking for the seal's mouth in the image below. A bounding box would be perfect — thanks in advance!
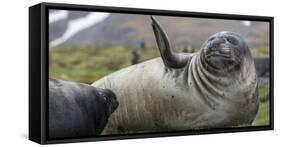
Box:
[205,47,232,59]
[204,45,235,60]
[202,46,241,71]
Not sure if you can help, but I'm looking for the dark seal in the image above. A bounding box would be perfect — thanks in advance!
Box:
[49,78,118,138]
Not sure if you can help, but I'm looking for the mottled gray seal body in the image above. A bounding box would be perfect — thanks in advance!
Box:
[92,16,259,134]
[49,78,118,138]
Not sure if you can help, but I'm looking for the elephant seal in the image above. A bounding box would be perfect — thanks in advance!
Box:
[92,16,259,134]
[49,78,118,138]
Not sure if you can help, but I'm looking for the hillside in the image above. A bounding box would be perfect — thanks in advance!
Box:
[49,11,269,49]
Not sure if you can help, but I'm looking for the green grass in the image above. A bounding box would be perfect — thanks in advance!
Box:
[251,82,270,126]
[49,46,270,126]
[253,101,270,126]
[49,46,161,83]
[259,84,269,102]
[251,48,269,58]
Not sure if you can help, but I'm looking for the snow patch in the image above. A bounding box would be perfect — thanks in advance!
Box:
[49,10,69,24]
[241,21,252,27]
[50,12,110,47]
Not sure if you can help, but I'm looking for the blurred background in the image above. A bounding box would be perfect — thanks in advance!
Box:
[49,10,270,127]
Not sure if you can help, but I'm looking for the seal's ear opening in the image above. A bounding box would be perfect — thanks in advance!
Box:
[151,16,189,68]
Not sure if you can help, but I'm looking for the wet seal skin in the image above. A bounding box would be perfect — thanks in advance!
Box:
[49,78,118,138]
[92,16,259,135]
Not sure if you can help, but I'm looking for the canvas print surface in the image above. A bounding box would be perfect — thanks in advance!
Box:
[48,9,270,139]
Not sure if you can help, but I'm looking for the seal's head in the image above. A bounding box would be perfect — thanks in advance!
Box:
[96,88,119,116]
[201,32,249,71]
[150,16,253,76]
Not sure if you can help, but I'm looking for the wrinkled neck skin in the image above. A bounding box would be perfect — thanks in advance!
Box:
[173,50,257,110]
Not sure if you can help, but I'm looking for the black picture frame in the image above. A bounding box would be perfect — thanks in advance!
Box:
[29,2,274,144]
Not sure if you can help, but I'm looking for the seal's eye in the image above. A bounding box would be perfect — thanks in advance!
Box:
[225,36,238,45]
[209,37,215,41]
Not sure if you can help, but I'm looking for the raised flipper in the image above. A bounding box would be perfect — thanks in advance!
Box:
[151,16,192,68]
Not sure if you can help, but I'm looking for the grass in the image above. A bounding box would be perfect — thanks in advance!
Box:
[251,48,269,58]
[259,84,269,102]
[49,46,160,83]
[49,46,270,126]
[253,101,270,126]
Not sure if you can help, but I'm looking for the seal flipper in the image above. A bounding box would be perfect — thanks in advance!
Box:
[151,16,191,68]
